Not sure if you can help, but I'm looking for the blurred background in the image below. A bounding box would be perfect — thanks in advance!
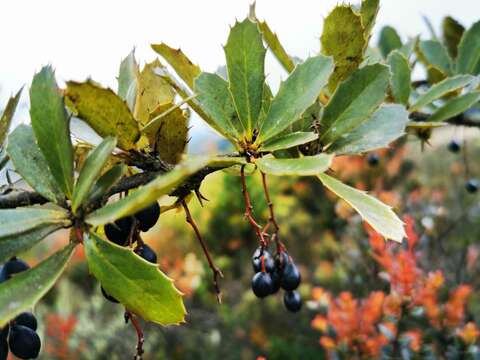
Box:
[1,0,480,359]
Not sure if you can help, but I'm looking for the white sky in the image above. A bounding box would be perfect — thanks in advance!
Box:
[0,0,478,139]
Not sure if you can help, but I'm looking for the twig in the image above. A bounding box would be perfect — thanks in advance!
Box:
[260,172,282,252]
[181,200,223,303]
[125,311,144,360]
[410,111,480,128]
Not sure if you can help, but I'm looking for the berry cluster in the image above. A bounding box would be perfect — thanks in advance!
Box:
[250,247,302,312]
[447,140,479,194]
[0,258,41,359]
[101,202,160,303]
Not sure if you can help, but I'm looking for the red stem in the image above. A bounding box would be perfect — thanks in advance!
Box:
[260,171,283,252]
[125,311,144,360]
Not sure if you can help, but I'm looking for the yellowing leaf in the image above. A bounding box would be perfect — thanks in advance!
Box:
[257,21,295,73]
[442,16,465,59]
[65,81,140,150]
[0,88,22,147]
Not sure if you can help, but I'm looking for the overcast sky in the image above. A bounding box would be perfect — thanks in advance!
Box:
[0,0,478,139]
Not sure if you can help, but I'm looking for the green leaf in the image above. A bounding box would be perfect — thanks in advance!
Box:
[429,91,480,122]
[72,137,117,213]
[320,5,366,92]
[84,233,185,325]
[65,81,140,150]
[327,104,409,155]
[387,50,411,106]
[260,132,318,152]
[410,75,475,112]
[318,173,405,241]
[442,16,465,59]
[194,72,241,142]
[87,164,126,204]
[257,21,295,73]
[86,157,210,226]
[224,18,266,137]
[320,64,390,145]
[134,60,176,125]
[30,66,74,198]
[258,55,334,142]
[118,50,139,111]
[0,225,63,264]
[0,207,71,238]
[457,20,480,75]
[378,26,402,58]
[256,154,333,176]
[360,0,380,39]
[7,125,65,203]
[0,243,76,327]
[0,88,22,147]
[151,43,201,90]
[418,40,453,75]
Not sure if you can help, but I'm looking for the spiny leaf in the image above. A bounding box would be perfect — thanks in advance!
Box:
[360,0,380,41]
[429,91,480,122]
[327,104,409,155]
[410,75,475,112]
[0,87,22,147]
[134,59,176,125]
[86,157,210,226]
[260,132,318,152]
[387,50,412,106]
[7,125,65,203]
[442,16,465,59]
[257,21,295,73]
[256,154,333,176]
[457,20,480,75]
[151,43,201,90]
[378,26,402,58]
[118,50,139,111]
[318,173,405,242]
[72,137,117,213]
[84,233,185,325]
[320,64,390,145]
[257,55,334,142]
[30,66,74,198]
[418,40,453,75]
[0,243,76,327]
[65,81,140,150]
[321,5,366,92]
[224,18,266,137]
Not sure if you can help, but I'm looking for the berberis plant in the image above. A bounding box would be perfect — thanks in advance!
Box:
[0,0,479,358]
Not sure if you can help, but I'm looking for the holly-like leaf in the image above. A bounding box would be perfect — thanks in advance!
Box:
[257,55,334,143]
[442,16,465,59]
[387,50,411,106]
[65,81,140,150]
[151,43,201,90]
[410,75,475,112]
[260,132,318,153]
[418,40,453,75]
[195,72,242,142]
[86,157,210,226]
[134,60,176,125]
[30,66,74,198]
[378,26,402,58]
[320,64,390,145]
[457,21,480,75]
[327,104,409,155]
[0,207,71,238]
[0,88,22,148]
[318,173,405,241]
[84,233,185,325]
[429,91,480,122]
[118,50,139,111]
[0,225,63,264]
[0,243,76,327]
[7,125,65,203]
[256,154,333,176]
[257,21,295,73]
[321,5,366,92]
[87,164,126,204]
[224,18,266,136]
[360,0,380,40]
[142,102,189,164]
[72,137,117,213]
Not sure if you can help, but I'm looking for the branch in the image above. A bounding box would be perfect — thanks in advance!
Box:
[409,111,480,128]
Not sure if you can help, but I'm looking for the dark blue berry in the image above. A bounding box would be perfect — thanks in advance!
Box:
[284,291,302,312]
[0,325,8,340]
[0,338,7,360]
[275,251,289,271]
[15,312,37,331]
[136,244,157,264]
[270,269,282,294]
[251,272,273,298]
[466,179,478,193]
[280,261,301,291]
[8,325,41,359]
[367,153,379,167]
[135,202,160,232]
[1,258,30,280]
[252,247,274,273]
[448,140,461,153]
[105,217,134,246]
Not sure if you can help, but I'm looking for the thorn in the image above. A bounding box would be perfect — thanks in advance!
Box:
[195,189,209,207]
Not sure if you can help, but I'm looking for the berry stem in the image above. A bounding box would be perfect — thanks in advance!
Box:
[125,311,144,360]
[74,225,83,244]
[240,166,267,247]
[181,200,223,304]
[260,171,283,252]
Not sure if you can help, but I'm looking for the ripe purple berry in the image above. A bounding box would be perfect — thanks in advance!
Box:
[251,272,273,298]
